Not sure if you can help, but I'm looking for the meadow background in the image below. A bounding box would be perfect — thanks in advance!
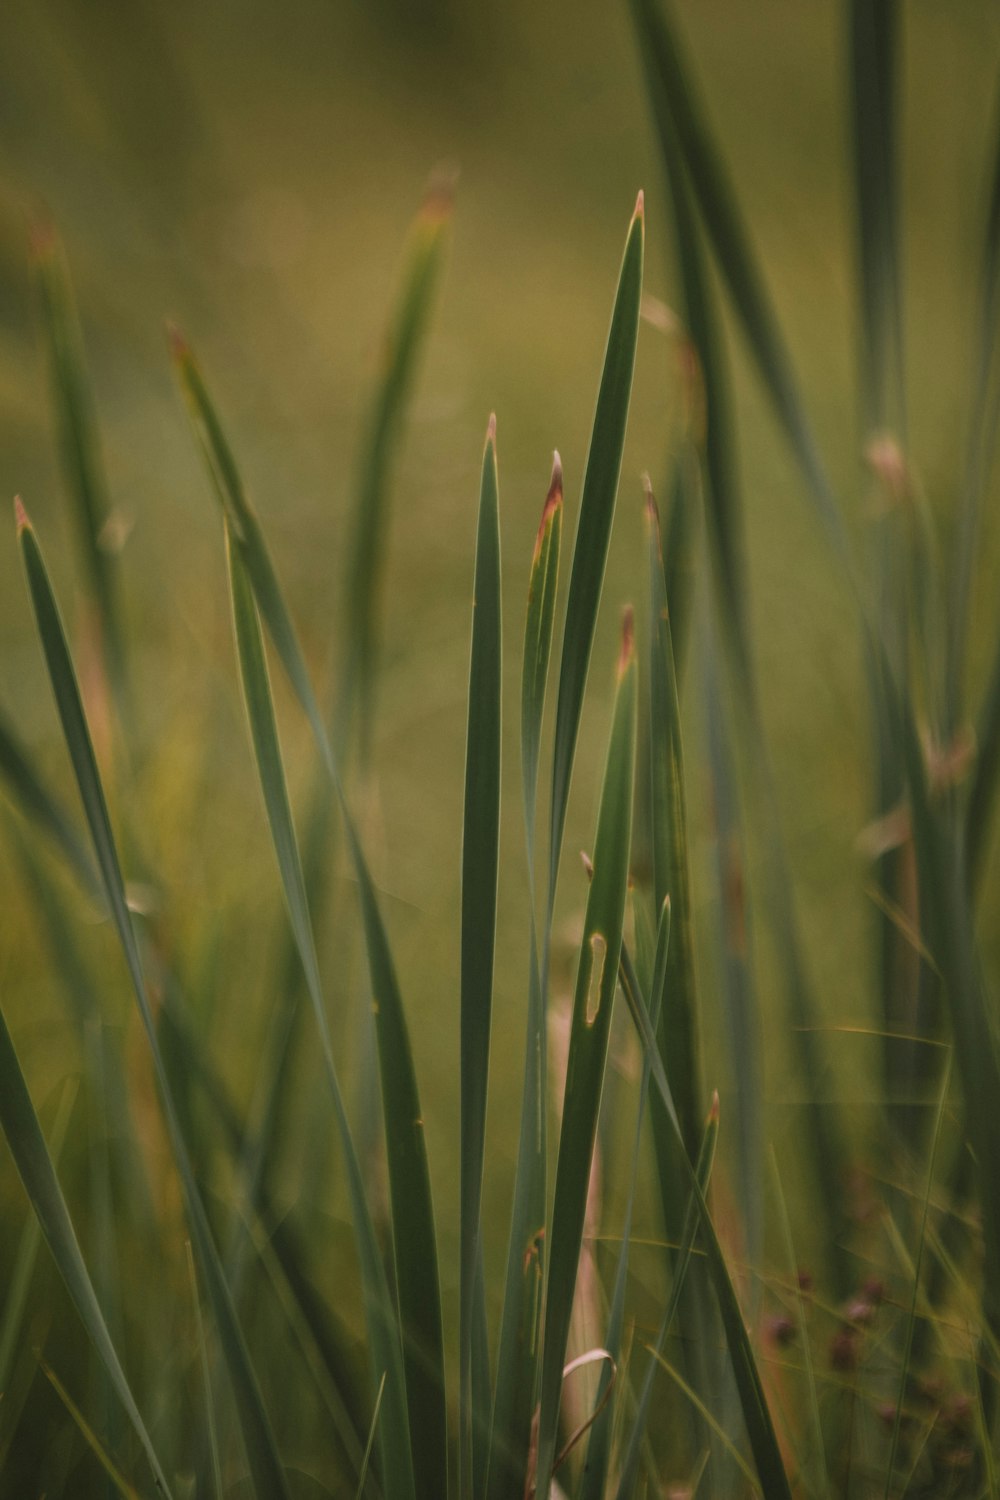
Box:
[2,1,1000,1493]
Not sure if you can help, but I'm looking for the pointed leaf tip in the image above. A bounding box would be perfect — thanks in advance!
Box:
[641,472,659,524]
[486,412,497,448]
[634,189,645,221]
[581,849,595,880]
[14,496,29,534]
[28,215,56,261]
[618,605,635,677]
[166,322,190,361]
[709,1090,720,1123]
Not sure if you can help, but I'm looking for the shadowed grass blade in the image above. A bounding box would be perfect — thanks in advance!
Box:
[17,499,290,1500]
[339,177,453,755]
[614,1091,719,1500]
[617,946,792,1500]
[226,529,421,1500]
[43,1363,143,1500]
[30,221,128,708]
[549,195,644,905]
[627,0,850,571]
[172,333,332,773]
[581,896,670,1500]
[459,416,501,1499]
[487,460,562,1500]
[0,708,100,900]
[536,613,637,1499]
[0,1004,169,1496]
[185,1241,223,1500]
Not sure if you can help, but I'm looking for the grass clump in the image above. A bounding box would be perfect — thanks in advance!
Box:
[2,5,1000,1497]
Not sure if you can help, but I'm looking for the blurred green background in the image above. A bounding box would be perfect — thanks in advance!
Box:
[3,0,1000,1467]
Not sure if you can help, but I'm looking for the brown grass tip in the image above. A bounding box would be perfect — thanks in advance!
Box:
[422,165,458,223]
[14,496,30,534]
[634,188,645,221]
[580,850,594,881]
[28,214,57,261]
[486,411,497,448]
[641,472,660,525]
[166,322,190,361]
[618,605,635,676]
[709,1088,720,1123]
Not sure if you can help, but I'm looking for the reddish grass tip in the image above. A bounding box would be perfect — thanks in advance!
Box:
[634,188,645,221]
[486,412,497,449]
[166,322,190,360]
[13,496,29,534]
[709,1088,720,1122]
[618,605,635,677]
[580,849,594,881]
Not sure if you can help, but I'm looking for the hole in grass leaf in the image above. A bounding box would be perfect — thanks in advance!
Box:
[585,932,607,1027]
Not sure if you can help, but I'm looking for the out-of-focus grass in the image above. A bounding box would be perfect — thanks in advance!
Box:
[3,4,1000,1491]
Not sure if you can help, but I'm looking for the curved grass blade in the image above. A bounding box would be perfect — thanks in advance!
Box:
[535,613,637,1499]
[617,944,792,1500]
[627,0,850,572]
[548,195,643,905]
[171,332,333,773]
[339,177,453,755]
[0,1003,169,1496]
[487,460,562,1500]
[30,221,128,709]
[17,500,290,1500]
[0,708,100,900]
[614,1093,719,1500]
[227,529,420,1500]
[459,416,502,1499]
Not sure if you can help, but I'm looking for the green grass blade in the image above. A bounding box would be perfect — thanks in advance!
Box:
[769,1150,828,1500]
[355,1374,387,1500]
[0,1000,169,1496]
[614,1094,719,1500]
[968,638,1000,891]
[17,500,290,1500]
[548,195,644,904]
[628,0,850,570]
[0,1080,76,1401]
[226,529,419,1500]
[185,1240,223,1500]
[617,945,792,1500]
[0,707,100,900]
[459,416,502,1499]
[171,332,333,773]
[947,83,1000,731]
[43,1363,143,1500]
[536,614,637,1499]
[30,221,128,708]
[849,0,903,436]
[580,896,670,1500]
[487,463,562,1500]
[339,178,453,754]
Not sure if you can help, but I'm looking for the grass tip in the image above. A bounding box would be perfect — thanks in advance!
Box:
[166,321,191,362]
[618,604,635,677]
[27,213,57,261]
[581,849,595,881]
[709,1089,720,1123]
[633,188,645,222]
[14,496,30,535]
[533,451,563,565]
[486,411,497,448]
[422,164,458,222]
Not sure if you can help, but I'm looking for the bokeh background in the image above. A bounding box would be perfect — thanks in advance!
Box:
[2,0,1000,1472]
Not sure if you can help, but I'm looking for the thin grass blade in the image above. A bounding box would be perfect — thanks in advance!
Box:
[339,177,453,754]
[226,530,419,1500]
[43,1363,143,1500]
[487,461,562,1500]
[548,196,643,904]
[0,1001,168,1495]
[459,416,502,1499]
[171,333,333,772]
[30,221,128,708]
[536,613,637,1498]
[17,499,290,1500]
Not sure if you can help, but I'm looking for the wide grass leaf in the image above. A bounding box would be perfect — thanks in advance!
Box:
[535,613,637,1499]
[17,500,290,1500]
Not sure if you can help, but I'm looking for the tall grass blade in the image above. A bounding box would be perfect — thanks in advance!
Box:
[0,709,100,900]
[339,177,453,754]
[487,460,562,1500]
[226,530,421,1500]
[30,221,128,709]
[0,1080,76,1401]
[459,415,502,1499]
[185,1240,224,1500]
[355,1374,387,1500]
[171,333,333,772]
[580,896,670,1500]
[0,999,168,1496]
[536,612,637,1499]
[627,0,850,570]
[17,499,290,1500]
[617,948,792,1500]
[548,195,643,903]
[614,1092,719,1500]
